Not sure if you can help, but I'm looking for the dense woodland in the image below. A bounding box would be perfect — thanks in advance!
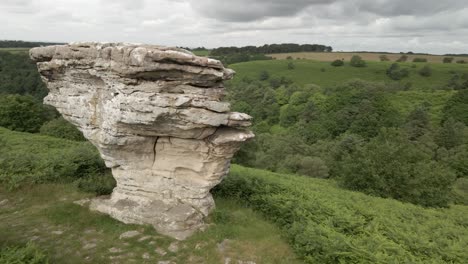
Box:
[0,40,62,48]
[0,48,467,263]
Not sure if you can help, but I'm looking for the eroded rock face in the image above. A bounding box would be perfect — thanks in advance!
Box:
[30,43,254,240]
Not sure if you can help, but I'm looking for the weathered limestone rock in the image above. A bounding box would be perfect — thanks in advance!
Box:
[30,43,254,240]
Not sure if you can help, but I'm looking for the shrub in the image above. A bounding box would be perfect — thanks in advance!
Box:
[297,156,329,178]
[258,70,270,81]
[386,63,409,80]
[0,242,49,264]
[443,57,454,63]
[213,165,468,263]
[0,128,107,189]
[396,55,408,62]
[350,55,366,67]
[337,128,456,207]
[287,62,295,70]
[40,117,86,141]
[412,57,428,63]
[418,65,432,77]
[331,59,344,67]
[75,171,116,195]
[0,95,50,133]
[379,55,389,61]
[442,89,468,125]
[456,60,467,64]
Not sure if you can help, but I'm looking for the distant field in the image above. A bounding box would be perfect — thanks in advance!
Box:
[229,59,468,89]
[0,47,30,54]
[270,52,468,63]
[229,59,466,124]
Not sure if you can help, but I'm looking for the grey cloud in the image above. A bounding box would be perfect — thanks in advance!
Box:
[191,0,468,23]
[190,0,335,22]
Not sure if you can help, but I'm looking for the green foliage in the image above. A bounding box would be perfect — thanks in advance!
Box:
[435,118,466,149]
[418,64,432,77]
[0,127,108,190]
[0,51,48,99]
[379,55,390,61]
[337,128,456,207]
[210,43,332,56]
[412,57,428,63]
[258,70,270,81]
[386,63,409,80]
[442,89,468,125]
[349,55,366,67]
[396,55,408,62]
[75,171,116,195]
[330,59,344,67]
[213,165,468,264]
[40,117,86,141]
[0,242,49,264]
[456,60,467,64]
[443,57,454,63]
[0,94,52,133]
[287,62,295,70]
[404,105,431,140]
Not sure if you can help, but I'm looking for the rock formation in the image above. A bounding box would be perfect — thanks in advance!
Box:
[30,43,254,240]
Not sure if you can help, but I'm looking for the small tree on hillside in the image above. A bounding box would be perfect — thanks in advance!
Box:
[331,59,344,67]
[419,65,432,77]
[379,55,390,61]
[397,55,408,62]
[259,70,270,81]
[443,57,454,63]
[350,55,366,67]
[386,63,409,80]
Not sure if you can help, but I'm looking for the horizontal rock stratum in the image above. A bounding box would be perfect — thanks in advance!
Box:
[30,43,254,240]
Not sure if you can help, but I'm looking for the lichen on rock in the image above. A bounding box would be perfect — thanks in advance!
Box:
[30,42,254,240]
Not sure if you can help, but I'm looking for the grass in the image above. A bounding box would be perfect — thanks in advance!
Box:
[269,51,468,63]
[229,59,468,89]
[0,128,300,263]
[215,165,468,263]
[0,183,300,264]
[0,47,30,54]
[192,50,211,56]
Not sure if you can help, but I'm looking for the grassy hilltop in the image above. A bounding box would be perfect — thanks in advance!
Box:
[1,128,467,263]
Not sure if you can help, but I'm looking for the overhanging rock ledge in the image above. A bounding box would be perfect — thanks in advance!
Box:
[30,42,254,240]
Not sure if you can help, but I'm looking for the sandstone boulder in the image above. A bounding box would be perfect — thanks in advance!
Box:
[30,42,254,240]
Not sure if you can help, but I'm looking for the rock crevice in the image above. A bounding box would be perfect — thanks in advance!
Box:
[30,43,253,240]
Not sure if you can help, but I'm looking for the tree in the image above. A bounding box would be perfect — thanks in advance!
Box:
[435,118,466,149]
[350,55,366,67]
[297,156,329,178]
[386,63,409,80]
[405,105,431,140]
[337,128,456,207]
[396,55,408,62]
[412,58,428,63]
[0,95,50,133]
[259,70,270,81]
[418,65,432,77]
[442,89,468,125]
[379,55,390,61]
[331,59,344,67]
[40,117,86,141]
[443,57,454,63]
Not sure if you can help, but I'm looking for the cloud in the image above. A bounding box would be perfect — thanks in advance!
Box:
[0,0,467,54]
[190,0,335,22]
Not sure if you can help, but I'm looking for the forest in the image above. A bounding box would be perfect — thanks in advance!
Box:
[0,48,467,263]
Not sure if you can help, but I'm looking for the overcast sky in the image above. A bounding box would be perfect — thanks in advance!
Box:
[1,0,468,54]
